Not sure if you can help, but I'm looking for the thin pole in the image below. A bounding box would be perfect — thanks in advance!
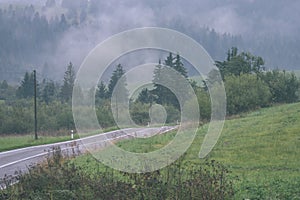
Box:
[34,70,38,140]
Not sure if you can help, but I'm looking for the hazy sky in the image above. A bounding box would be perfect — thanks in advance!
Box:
[1,0,299,37]
[85,0,300,37]
[1,0,299,77]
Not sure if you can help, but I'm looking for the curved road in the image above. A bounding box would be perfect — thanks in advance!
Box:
[0,126,176,183]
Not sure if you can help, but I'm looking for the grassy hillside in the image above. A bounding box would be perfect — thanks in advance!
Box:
[199,103,300,199]
[76,103,300,199]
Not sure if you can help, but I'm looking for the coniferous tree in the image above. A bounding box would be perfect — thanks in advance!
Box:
[107,64,128,101]
[42,80,56,104]
[17,72,35,98]
[137,88,153,104]
[152,54,188,109]
[174,54,188,78]
[0,80,8,89]
[165,53,175,68]
[96,81,108,100]
[0,80,16,101]
[59,14,68,31]
[107,64,129,124]
[60,62,75,102]
[152,61,166,104]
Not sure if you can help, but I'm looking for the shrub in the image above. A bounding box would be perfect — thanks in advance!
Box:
[0,149,235,199]
[225,74,271,114]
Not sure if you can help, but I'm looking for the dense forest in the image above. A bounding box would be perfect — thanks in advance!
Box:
[0,1,300,82]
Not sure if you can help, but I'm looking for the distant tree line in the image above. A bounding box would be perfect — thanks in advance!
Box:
[0,63,76,134]
[0,48,299,134]
[4,1,300,83]
[215,47,300,114]
[0,4,70,81]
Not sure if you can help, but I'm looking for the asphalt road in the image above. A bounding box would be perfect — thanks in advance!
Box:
[0,126,176,183]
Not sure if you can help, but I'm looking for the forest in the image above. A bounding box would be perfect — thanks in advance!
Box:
[0,48,299,135]
[1,1,300,82]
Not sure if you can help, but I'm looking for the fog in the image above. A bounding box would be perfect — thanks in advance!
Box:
[1,0,299,80]
[55,0,299,73]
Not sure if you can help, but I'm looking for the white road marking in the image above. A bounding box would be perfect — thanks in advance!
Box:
[0,127,177,170]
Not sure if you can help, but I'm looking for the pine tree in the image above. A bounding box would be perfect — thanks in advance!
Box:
[59,14,68,31]
[96,81,108,100]
[164,52,175,68]
[152,61,165,104]
[174,54,188,78]
[60,62,75,102]
[17,72,35,98]
[107,64,128,101]
[108,64,129,123]
[0,80,8,89]
[42,80,56,104]
[137,88,153,104]
[151,54,188,109]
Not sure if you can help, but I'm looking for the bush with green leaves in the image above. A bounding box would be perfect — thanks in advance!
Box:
[0,149,235,200]
[225,74,271,114]
[261,70,300,103]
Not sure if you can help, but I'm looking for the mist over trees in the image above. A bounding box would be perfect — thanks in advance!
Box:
[0,1,299,82]
[0,49,299,134]
[0,1,299,134]
[0,4,70,81]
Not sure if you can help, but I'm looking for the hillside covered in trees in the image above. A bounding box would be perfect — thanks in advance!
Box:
[0,0,300,82]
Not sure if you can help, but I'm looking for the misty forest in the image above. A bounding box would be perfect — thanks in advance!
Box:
[0,0,300,199]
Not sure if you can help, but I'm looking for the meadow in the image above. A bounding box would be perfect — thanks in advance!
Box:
[74,102,300,199]
[1,102,299,199]
[0,126,120,152]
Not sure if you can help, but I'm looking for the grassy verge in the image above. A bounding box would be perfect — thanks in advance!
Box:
[74,103,300,199]
[0,134,80,152]
[0,126,119,152]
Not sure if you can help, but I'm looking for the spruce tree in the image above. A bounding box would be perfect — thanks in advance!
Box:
[174,54,188,78]
[60,62,75,102]
[17,72,35,98]
[152,54,188,109]
[96,81,108,100]
[137,88,153,104]
[42,80,56,104]
[107,64,128,101]
[107,64,129,124]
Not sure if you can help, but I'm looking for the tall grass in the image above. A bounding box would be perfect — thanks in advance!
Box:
[80,102,300,199]
[1,103,300,199]
[0,147,234,199]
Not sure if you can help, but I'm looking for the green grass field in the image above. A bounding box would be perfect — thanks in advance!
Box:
[75,103,300,199]
[0,134,80,152]
[0,127,119,152]
[198,103,300,199]
[1,102,299,198]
